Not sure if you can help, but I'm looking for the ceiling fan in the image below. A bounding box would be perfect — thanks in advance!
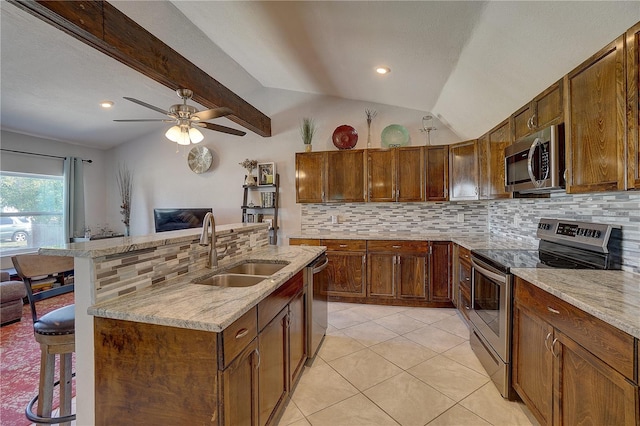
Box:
[114,88,246,144]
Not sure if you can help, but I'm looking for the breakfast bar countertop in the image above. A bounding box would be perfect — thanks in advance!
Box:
[87,245,325,333]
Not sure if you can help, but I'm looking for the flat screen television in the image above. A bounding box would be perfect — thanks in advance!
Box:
[153,208,212,233]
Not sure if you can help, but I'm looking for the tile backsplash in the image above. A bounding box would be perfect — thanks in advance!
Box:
[300,192,640,273]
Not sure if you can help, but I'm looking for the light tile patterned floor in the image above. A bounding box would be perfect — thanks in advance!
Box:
[278,302,536,426]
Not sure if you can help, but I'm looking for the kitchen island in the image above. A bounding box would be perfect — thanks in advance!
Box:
[39,223,324,425]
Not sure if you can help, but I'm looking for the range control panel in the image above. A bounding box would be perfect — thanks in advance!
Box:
[536,218,621,253]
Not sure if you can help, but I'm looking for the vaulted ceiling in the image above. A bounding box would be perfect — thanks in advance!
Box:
[1,1,638,149]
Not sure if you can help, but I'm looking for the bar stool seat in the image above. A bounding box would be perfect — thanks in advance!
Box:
[12,254,76,426]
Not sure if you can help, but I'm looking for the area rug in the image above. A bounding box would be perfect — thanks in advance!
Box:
[0,292,75,426]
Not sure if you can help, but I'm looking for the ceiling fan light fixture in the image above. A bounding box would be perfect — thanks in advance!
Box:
[165,125,182,142]
[177,127,191,145]
[375,66,390,75]
[100,100,114,108]
[189,127,204,143]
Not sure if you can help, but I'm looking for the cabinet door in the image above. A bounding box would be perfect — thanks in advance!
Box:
[480,120,511,200]
[295,152,325,203]
[397,253,427,300]
[397,147,425,202]
[326,150,366,202]
[429,242,451,302]
[449,140,478,200]
[326,251,366,298]
[425,146,449,201]
[221,339,259,426]
[513,103,535,142]
[289,290,306,387]
[258,308,288,426]
[627,22,640,189]
[554,330,639,426]
[367,149,395,201]
[512,304,554,426]
[566,35,626,193]
[367,252,396,298]
[534,81,563,130]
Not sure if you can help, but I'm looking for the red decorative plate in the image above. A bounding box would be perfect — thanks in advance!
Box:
[332,125,358,150]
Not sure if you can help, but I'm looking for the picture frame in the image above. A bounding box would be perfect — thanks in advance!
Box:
[258,162,275,186]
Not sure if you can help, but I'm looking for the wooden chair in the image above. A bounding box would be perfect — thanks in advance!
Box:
[12,254,76,426]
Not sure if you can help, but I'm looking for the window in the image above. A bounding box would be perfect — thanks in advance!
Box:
[0,172,64,256]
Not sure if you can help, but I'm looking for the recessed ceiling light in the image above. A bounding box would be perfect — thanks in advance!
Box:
[375,66,390,75]
[100,101,114,109]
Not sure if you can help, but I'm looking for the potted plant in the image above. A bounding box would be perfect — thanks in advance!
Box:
[300,117,316,152]
[239,158,258,186]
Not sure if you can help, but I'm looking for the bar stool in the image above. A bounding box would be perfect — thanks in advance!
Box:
[12,255,76,426]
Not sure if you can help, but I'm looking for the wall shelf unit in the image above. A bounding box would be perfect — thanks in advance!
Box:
[242,173,279,244]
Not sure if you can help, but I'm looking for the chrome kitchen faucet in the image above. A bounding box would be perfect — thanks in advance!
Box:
[199,212,218,268]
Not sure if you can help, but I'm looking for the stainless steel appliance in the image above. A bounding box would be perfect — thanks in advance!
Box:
[469,218,622,399]
[504,124,565,193]
[304,253,329,365]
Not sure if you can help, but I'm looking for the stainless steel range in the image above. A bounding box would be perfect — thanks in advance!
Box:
[468,218,622,399]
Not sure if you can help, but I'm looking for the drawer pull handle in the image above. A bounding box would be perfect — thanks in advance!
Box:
[465,277,470,281]
[339,244,348,248]
[547,307,560,315]
[235,328,249,339]
[392,245,401,249]
[464,304,471,311]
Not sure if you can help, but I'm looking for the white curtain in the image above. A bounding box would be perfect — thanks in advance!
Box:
[63,157,86,242]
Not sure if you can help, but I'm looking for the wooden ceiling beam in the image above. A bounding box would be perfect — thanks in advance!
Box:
[9,0,271,137]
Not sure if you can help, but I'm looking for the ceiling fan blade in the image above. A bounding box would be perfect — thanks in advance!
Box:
[123,97,169,115]
[113,119,174,122]
[191,107,233,121]
[198,122,246,136]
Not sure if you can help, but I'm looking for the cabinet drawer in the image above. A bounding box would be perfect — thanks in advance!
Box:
[514,277,635,380]
[458,284,472,321]
[458,245,471,263]
[458,261,471,288]
[367,240,429,253]
[325,239,366,251]
[289,238,320,246]
[220,306,257,369]
[258,271,303,331]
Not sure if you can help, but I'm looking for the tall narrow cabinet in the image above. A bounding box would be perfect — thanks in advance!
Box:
[242,174,279,244]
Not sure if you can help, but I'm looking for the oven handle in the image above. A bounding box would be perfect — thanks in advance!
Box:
[471,258,507,285]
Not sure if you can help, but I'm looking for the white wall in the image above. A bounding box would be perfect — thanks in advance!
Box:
[0,130,107,267]
[105,87,460,242]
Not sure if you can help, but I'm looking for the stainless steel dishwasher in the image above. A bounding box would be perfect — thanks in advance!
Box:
[304,253,329,365]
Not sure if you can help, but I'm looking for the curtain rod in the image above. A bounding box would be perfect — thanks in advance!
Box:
[0,148,92,163]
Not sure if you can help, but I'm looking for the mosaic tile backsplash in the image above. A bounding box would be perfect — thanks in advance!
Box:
[301,192,640,273]
[93,227,270,303]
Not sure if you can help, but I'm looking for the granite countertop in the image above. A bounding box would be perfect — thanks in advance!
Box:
[40,223,268,259]
[88,245,325,333]
[288,232,537,250]
[512,268,640,339]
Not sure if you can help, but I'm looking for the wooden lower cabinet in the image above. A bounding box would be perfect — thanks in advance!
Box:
[324,240,366,298]
[259,307,288,426]
[430,242,452,302]
[513,277,639,426]
[367,241,428,301]
[94,272,306,426]
[221,339,259,426]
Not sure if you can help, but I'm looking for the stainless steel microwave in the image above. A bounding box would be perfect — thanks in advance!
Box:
[504,124,565,193]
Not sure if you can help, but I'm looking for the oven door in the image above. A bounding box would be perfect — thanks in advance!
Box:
[469,257,512,363]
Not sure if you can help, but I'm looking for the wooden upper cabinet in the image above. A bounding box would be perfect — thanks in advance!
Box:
[627,22,640,190]
[479,119,512,200]
[512,80,564,141]
[449,140,479,200]
[295,152,325,203]
[566,35,626,193]
[367,149,396,202]
[425,146,449,201]
[326,150,366,202]
[396,147,425,201]
[367,147,424,202]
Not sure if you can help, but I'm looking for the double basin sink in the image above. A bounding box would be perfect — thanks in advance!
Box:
[192,261,289,287]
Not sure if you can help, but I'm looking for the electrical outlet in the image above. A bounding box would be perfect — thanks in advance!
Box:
[458,213,465,223]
